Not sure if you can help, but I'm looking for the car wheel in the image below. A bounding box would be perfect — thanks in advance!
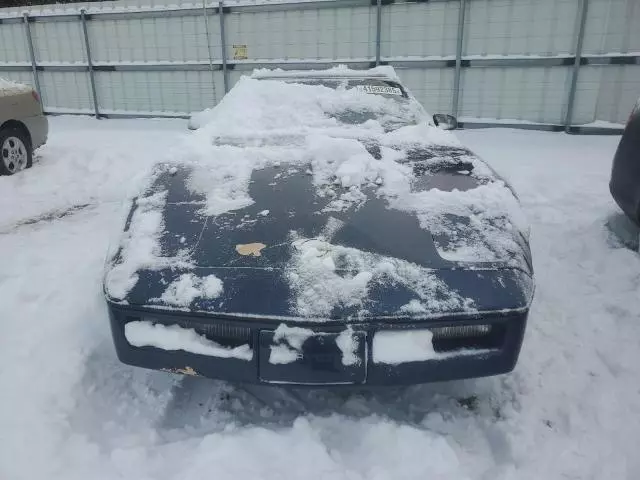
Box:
[0,126,33,176]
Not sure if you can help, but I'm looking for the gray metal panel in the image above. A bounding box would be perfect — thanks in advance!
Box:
[0,0,200,18]
[87,15,211,63]
[85,61,218,71]
[0,70,34,87]
[595,65,640,124]
[0,22,30,63]
[460,66,571,124]
[231,0,369,14]
[0,17,23,24]
[224,5,376,61]
[381,1,459,59]
[570,64,601,124]
[0,65,32,72]
[398,67,455,116]
[32,18,86,63]
[464,0,578,56]
[39,70,93,111]
[207,10,224,62]
[94,70,224,114]
[89,7,209,21]
[228,68,245,83]
[582,0,640,55]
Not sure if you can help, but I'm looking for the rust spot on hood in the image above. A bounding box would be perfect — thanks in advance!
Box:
[236,243,266,256]
[162,366,199,376]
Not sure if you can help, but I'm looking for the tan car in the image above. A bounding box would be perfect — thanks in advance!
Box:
[0,77,48,175]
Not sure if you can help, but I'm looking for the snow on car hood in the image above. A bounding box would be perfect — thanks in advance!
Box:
[105,68,533,320]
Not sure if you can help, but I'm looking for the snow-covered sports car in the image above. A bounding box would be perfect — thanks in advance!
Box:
[104,67,534,386]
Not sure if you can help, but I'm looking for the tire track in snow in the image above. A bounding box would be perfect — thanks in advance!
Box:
[0,203,92,234]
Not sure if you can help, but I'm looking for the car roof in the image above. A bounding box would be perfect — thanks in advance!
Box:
[253,73,396,82]
[250,66,400,83]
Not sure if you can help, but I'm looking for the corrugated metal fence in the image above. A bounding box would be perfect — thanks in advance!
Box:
[0,0,638,131]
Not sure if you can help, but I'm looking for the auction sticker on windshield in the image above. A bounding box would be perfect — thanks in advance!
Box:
[355,85,403,96]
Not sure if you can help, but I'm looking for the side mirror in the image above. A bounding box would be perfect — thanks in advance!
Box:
[187,116,200,130]
[433,113,458,130]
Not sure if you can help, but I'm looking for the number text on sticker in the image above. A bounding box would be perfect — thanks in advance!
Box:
[355,85,403,96]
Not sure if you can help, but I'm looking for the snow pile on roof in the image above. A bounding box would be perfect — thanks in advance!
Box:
[125,321,252,360]
[104,190,192,301]
[189,73,427,135]
[251,64,400,81]
[159,273,223,307]
[0,77,31,95]
[286,236,475,318]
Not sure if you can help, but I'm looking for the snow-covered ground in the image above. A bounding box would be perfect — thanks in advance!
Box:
[1,116,639,480]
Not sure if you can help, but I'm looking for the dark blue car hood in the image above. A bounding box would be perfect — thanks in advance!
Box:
[105,144,534,322]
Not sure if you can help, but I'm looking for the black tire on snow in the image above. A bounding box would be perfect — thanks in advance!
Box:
[0,126,33,176]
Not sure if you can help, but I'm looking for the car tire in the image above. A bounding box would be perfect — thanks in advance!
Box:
[0,126,33,176]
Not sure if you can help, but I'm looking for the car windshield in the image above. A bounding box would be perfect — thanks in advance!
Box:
[273,78,426,131]
[189,74,431,135]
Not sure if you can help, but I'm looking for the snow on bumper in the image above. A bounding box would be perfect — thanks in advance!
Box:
[107,302,528,385]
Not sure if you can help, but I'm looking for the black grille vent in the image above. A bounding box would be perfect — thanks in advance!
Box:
[431,323,505,353]
[134,316,252,348]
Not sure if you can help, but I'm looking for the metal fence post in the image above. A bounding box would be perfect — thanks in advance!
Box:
[22,13,42,101]
[202,0,218,103]
[564,0,589,133]
[80,9,100,119]
[452,0,467,117]
[375,0,382,66]
[219,1,229,93]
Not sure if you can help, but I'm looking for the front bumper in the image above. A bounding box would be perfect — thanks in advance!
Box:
[108,302,528,386]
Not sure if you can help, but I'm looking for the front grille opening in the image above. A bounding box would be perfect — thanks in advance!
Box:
[431,323,505,353]
[138,317,252,348]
